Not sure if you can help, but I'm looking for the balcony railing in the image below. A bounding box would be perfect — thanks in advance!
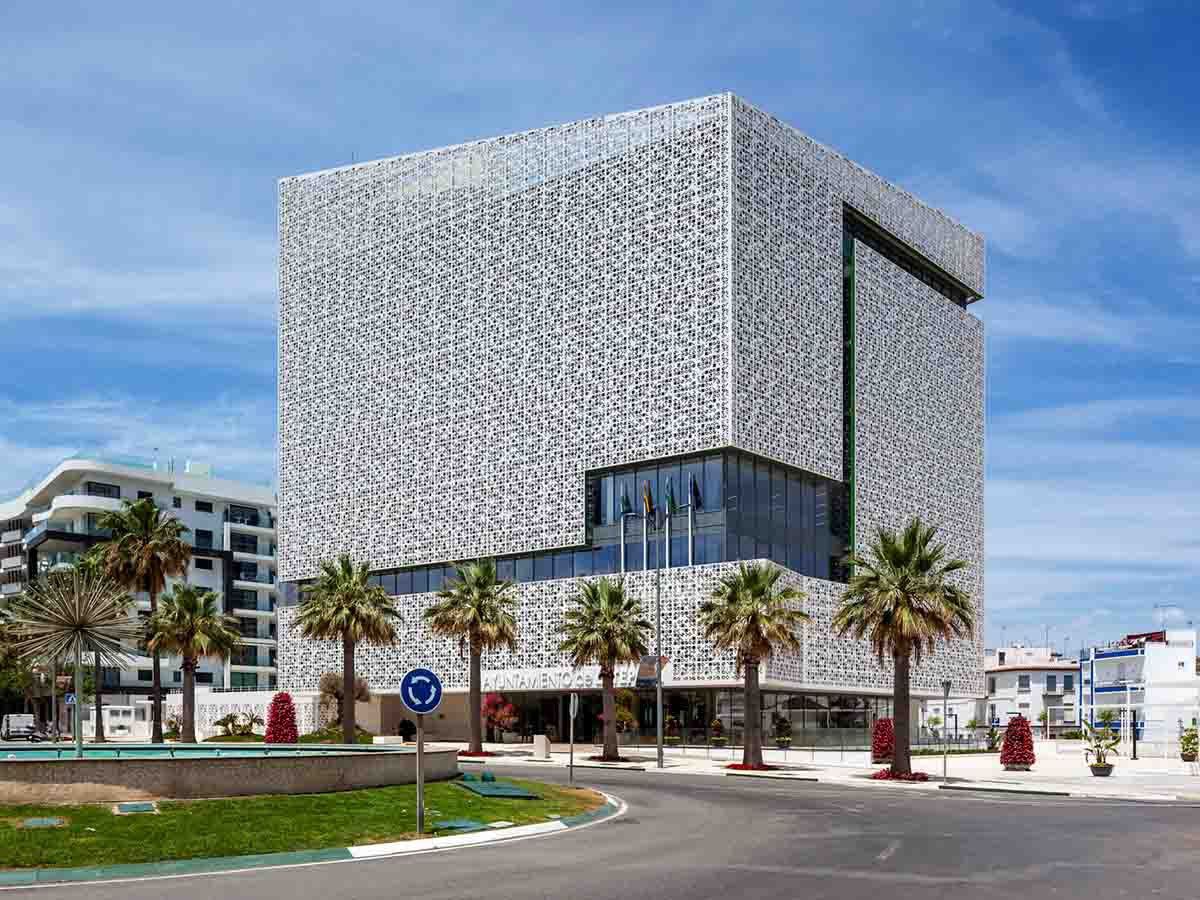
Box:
[233,571,276,585]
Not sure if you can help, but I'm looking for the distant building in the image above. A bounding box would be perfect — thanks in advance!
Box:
[0,455,278,735]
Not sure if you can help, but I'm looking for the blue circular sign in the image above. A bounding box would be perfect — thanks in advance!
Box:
[400,668,443,715]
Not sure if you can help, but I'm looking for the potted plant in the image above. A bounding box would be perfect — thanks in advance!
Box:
[985,725,1001,751]
[1000,715,1035,771]
[1084,723,1120,776]
[709,717,727,747]
[1180,726,1198,763]
[871,717,894,764]
[772,713,792,749]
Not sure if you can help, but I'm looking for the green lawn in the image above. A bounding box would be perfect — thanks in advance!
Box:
[0,778,601,870]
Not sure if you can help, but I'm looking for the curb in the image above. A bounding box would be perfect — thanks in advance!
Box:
[939,784,1071,798]
[0,795,624,888]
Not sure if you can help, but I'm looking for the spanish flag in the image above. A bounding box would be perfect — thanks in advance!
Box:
[641,480,655,518]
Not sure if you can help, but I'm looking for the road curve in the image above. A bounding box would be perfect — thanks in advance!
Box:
[18,766,1200,899]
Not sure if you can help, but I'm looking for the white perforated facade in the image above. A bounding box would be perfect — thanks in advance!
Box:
[277,93,986,705]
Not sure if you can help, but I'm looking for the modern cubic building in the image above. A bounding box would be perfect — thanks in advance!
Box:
[275,93,986,744]
[0,455,279,734]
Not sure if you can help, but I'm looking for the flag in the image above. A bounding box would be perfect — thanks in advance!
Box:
[641,480,655,518]
[620,483,632,515]
[664,476,678,516]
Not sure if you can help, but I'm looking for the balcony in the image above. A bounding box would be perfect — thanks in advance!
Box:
[1,582,23,596]
[1,556,22,571]
[233,570,276,586]
[1,529,22,544]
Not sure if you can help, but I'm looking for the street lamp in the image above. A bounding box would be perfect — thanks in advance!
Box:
[941,679,952,782]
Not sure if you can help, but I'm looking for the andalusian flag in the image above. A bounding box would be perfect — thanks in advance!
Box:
[620,483,633,516]
[664,476,678,516]
[641,480,655,518]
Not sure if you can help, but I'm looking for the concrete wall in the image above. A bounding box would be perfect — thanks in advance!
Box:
[0,747,458,805]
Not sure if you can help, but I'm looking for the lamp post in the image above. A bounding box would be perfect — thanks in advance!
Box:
[941,679,952,782]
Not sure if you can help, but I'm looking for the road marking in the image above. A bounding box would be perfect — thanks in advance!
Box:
[876,841,900,862]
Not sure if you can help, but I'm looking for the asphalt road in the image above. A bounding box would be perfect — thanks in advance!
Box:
[21,767,1200,899]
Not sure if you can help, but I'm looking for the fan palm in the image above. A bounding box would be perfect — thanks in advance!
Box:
[832,518,975,775]
[425,559,518,753]
[75,548,111,742]
[558,577,649,761]
[94,498,191,743]
[293,554,399,744]
[7,568,140,756]
[146,584,240,743]
[698,562,809,767]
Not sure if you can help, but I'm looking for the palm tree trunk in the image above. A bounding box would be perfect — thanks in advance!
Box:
[600,668,618,761]
[148,582,163,744]
[342,634,356,745]
[893,648,912,775]
[743,657,763,767]
[181,657,197,744]
[93,655,105,743]
[468,645,483,754]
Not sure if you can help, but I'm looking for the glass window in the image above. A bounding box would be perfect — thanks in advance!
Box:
[195,500,213,513]
[646,539,659,570]
[697,532,724,564]
[615,473,636,518]
[787,472,803,530]
[534,553,554,581]
[624,540,642,572]
[595,544,618,575]
[574,549,593,576]
[600,475,614,525]
[515,556,533,583]
[496,559,515,583]
[172,496,181,509]
[194,558,213,570]
[196,672,214,684]
[137,669,152,681]
[670,536,688,567]
[137,490,153,500]
[195,529,214,549]
[660,462,682,514]
[428,567,444,592]
[702,455,722,512]
[756,540,771,560]
[1018,674,1031,692]
[411,567,428,594]
[368,574,382,589]
[554,551,573,580]
[987,677,996,694]
[725,453,740,512]
[771,542,786,566]
[396,570,412,595]
[1046,675,1057,692]
[1064,674,1074,692]
[740,458,756,517]
[771,466,786,525]
[382,573,398,595]
[756,464,770,524]
[636,467,657,518]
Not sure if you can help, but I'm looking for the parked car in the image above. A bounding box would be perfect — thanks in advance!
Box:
[1,714,39,741]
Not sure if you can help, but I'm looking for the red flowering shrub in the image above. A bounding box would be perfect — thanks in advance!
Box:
[264,692,298,744]
[871,768,928,782]
[1000,715,1036,768]
[871,718,895,763]
[726,763,778,771]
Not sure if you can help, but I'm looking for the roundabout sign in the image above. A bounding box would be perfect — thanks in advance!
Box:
[400,668,442,715]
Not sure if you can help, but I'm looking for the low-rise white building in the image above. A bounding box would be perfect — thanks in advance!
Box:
[0,455,278,733]
[1081,629,1199,746]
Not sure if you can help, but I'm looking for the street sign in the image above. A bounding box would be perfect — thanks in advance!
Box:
[400,668,443,715]
[400,668,442,835]
[569,692,579,720]
[64,693,76,706]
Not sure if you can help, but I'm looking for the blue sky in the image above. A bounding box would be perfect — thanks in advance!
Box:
[2,1,1197,648]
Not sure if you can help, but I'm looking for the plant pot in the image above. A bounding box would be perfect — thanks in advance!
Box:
[710,737,727,747]
[775,740,791,749]
[1003,763,1031,771]
[665,736,681,746]
[1090,764,1113,777]
[1181,753,1197,763]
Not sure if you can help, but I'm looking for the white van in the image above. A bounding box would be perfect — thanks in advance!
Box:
[1,714,38,741]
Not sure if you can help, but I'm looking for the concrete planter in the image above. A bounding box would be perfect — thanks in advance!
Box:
[1089,764,1114,777]
[1003,763,1031,771]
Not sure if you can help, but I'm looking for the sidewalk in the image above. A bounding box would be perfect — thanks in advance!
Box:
[454,740,1200,802]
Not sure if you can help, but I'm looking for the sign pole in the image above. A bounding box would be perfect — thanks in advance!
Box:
[416,713,425,834]
[569,692,578,786]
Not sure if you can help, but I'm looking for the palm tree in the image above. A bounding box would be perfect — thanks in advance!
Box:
[425,559,518,754]
[94,498,191,743]
[75,548,112,742]
[832,518,975,776]
[697,562,809,768]
[146,584,240,744]
[7,568,140,756]
[293,554,399,744]
[558,577,649,761]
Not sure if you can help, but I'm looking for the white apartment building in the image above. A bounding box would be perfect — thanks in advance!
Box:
[0,455,278,727]
[1081,629,1199,746]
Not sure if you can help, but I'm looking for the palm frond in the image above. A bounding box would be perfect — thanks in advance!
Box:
[8,569,140,667]
[294,553,399,646]
[697,562,809,671]
[558,577,650,672]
